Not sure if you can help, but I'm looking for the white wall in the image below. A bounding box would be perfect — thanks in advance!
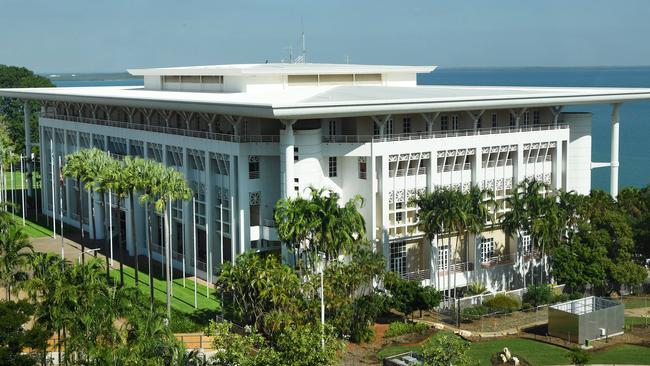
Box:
[565,113,592,194]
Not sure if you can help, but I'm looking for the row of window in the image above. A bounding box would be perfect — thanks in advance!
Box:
[327,110,544,137]
[389,235,532,276]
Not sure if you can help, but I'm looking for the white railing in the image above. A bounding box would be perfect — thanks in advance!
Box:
[249,171,260,179]
[42,113,280,143]
[480,253,518,268]
[323,123,568,144]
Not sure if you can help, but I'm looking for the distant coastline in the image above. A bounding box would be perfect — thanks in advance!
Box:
[41,71,142,82]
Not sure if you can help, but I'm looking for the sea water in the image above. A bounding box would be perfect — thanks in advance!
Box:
[52,67,650,191]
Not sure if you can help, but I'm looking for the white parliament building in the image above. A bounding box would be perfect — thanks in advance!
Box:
[2,63,650,292]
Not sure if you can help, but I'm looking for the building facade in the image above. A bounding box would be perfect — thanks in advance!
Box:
[2,63,649,292]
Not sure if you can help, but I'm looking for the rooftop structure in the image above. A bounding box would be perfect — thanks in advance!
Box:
[2,62,649,293]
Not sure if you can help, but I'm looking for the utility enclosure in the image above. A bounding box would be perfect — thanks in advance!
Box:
[548,296,624,345]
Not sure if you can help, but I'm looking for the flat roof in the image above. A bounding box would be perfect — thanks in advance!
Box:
[128,63,436,76]
[2,84,650,119]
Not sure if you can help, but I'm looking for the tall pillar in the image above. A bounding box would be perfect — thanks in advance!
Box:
[381,155,390,271]
[610,103,621,198]
[280,120,296,198]
[23,101,33,198]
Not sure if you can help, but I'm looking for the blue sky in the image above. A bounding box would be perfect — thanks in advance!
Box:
[2,0,649,73]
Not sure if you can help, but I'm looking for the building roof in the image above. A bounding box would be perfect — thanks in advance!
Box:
[127,63,436,76]
[2,83,650,119]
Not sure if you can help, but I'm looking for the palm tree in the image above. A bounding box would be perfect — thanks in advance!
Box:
[152,165,192,319]
[502,179,550,286]
[413,188,447,290]
[463,186,494,286]
[103,157,130,287]
[123,157,142,288]
[137,158,165,309]
[0,225,33,300]
[91,151,117,283]
[274,187,365,272]
[62,150,91,263]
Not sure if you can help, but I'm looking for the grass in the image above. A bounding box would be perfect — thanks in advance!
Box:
[110,263,220,315]
[377,335,650,365]
[590,344,650,364]
[621,297,650,309]
[2,171,41,190]
[625,316,650,327]
[10,213,54,238]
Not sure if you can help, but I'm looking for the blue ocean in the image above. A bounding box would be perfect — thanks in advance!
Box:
[52,67,650,191]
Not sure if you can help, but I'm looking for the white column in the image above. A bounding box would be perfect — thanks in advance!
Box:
[205,152,217,269]
[553,141,563,190]
[381,155,390,271]
[183,148,192,277]
[228,154,237,260]
[472,147,483,188]
[280,120,296,198]
[370,141,377,251]
[610,103,620,198]
[23,101,33,197]
[515,144,525,185]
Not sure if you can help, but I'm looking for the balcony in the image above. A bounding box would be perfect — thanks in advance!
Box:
[400,261,475,281]
[480,253,517,268]
[322,123,568,144]
[437,162,471,173]
[41,112,281,143]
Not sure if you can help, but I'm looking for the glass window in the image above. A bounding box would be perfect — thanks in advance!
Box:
[395,202,403,222]
[523,112,530,127]
[522,233,532,254]
[328,157,337,177]
[390,241,406,276]
[248,156,259,179]
[403,117,411,134]
[441,116,449,131]
[386,119,394,136]
[452,116,459,130]
[328,120,336,136]
[481,237,495,263]
[492,113,498,128]
[509,114,516,128]
[294,147,299,162]
[533,111,540,126]
[358,157,367,179]
[438,245,449,270]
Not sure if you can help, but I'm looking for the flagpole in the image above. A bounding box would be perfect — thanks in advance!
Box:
[205,220,212,298]
[50,139,56,238]
[193,197,197,308]
[10,156,15,214]
[58,156,64,260]
[20,155,25,226]
[109,189,114,267]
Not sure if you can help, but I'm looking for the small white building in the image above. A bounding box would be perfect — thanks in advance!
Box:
[2,63,650,292]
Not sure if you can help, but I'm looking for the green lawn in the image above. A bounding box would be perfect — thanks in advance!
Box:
[590,344,650,364]
[2,171,41,190]
[377,336,650,365]
[11,213,54,238]
[621,297,650,309]
[110,264,220,315]
[625,316,650,327]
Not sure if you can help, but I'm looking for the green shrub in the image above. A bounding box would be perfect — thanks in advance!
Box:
[461,304,488,321]
[523,284,553,307]
[383,321,429,338]
[483,294,521,313]
[567,347,591,366]
[466,282,487,296]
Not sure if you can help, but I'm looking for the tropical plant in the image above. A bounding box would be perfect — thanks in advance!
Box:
[421,332,470,366]
[0,224,33,300]
[483,293,521,313]
[101,156,129,287]
[61,149,90,263]
[216,252,309,337]
[88,149,116,282]
[465,282,487,296]
[567,347,591,366]
[383,321,429,338]
[0,300,49,366]
[460,304,488,322]
[274,186,365,271]
[123,156,142,288]
[523,284,554,307]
